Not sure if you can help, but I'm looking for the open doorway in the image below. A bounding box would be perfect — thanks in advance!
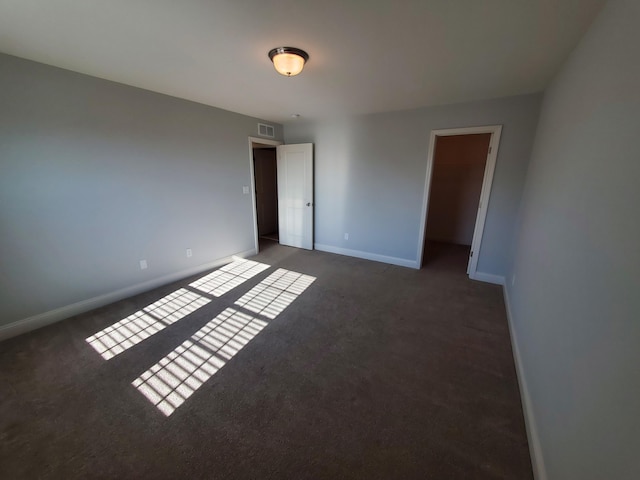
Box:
[417,126,502,279]
[253,146,279,242]
[249,137,282,253]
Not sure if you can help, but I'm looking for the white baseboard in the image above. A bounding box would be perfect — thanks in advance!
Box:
[470,271,506,285]
[503,286,548,480]
[0,248,257,343]
[314,243,419,269]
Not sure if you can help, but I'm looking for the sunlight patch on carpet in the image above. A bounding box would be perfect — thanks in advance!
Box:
[133,268,315,416]
[189,257,269,297]
[133,308,266,416]
[234,268,316,319]
[86,288,210,360]
[86,257,271,360]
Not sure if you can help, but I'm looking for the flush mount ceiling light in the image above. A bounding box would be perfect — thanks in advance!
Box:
[268,47,309,77]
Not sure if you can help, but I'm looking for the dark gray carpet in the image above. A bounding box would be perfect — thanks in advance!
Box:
[0,241,532,479]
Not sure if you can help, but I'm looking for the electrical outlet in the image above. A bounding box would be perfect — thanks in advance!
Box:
[242,186,250,195]
[139,260,148,270]
[344,233,349,240]
[186,248,193,258]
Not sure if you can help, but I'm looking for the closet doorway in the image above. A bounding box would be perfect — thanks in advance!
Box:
[417,126,502,279]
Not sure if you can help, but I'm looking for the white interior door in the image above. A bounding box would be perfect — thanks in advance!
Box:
[465,130,501,275]
[277,143,313,250]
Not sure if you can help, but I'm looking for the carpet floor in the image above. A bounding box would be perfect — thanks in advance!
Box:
[0,241,532,479]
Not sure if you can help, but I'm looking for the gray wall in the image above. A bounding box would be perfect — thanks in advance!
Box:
[506,0,640,478]
[285,94,541,274]
[0,53,282,327]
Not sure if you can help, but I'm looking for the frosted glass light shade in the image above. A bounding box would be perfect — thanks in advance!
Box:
[273,53,305,76]
[268,47,309,77]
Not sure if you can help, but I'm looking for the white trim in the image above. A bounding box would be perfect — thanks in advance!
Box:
[249,136,281,147]
[503,286,548,480]
[248,136,283,254]
[469,271,505,285]
[0,248,257,342]
[467,127,502,275]
[416,129,438,267]
[417,125,503,279]
[314,243,418,269]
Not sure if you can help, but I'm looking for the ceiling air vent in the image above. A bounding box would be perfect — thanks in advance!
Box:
[258,123,275,138]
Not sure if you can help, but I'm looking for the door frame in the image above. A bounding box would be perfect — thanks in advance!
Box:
[416,125,503,279]
[248,136,283,254]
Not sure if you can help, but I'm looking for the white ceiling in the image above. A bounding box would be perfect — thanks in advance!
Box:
[0,0,606,124]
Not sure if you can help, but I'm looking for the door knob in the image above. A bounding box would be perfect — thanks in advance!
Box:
[306,202,311,206]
